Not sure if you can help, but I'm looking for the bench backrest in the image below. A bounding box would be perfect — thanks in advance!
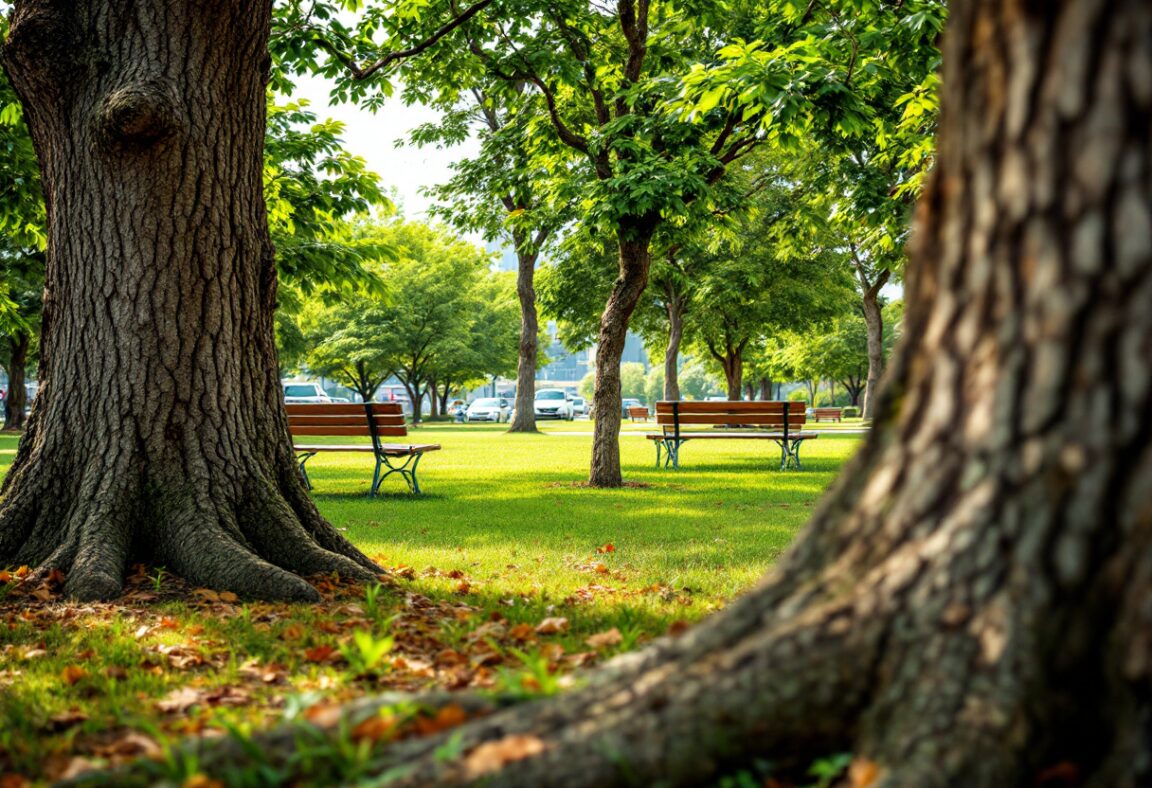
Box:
[628,406,649,418]
[286,403,407,450]
[655,401,806,440]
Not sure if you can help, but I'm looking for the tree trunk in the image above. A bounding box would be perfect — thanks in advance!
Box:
[757,377,771,401]
[427,378,439,418]
[589,222,655,487]
[724,353,742,400]
[507,240,540,433]
[743,381,754,400]
[662,286,684,401]
[2,332,29,431]
[198,2,1146,783]
[860,268,889,420]
[0,0,379,601]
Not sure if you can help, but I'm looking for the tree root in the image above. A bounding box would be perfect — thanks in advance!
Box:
[0,445,382,601]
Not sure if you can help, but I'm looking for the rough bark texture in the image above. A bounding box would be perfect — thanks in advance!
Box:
[507,235,540,433]
[0,0,380,601]
[2,332,29,431]
[662,285,684,401]
[858,267,889,420]
[168,1,1150,783]
[588,222,654,486]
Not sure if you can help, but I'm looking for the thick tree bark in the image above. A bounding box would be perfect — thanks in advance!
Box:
[662,285,684,401]
[0,0,380,601]
[155,1,1152,784]
[507,234,540,433]
[2,332,29,431]
[858,266,889,420]
[589,221,655,486]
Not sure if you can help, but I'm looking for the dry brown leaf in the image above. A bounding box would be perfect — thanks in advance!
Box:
[849,758,881,787]
[0,774,30,788]
[413,704,468,736]
[507,623,536,642]
[351,714,397,743]
[60,666,88,686]
[303,644,339,663]
[534,617,569,635]
[585,627,623,649]
[182,775,225,788]
[463,735,547,778]
[157,686,203,713]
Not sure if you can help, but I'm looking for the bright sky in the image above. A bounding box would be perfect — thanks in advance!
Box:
[290,75,479,221]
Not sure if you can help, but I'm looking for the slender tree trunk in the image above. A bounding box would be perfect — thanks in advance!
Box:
[589,221,655,487]
[507,241,540,433]
[722,352,743,400]
[662,287,684,401]
[0,0,379,601]
[743,381,754,400]
[2,333,29,431]
[428,378,439,418]
[860,269,889,420]
[757,377,771,401]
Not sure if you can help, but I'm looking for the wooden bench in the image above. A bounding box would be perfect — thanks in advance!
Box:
[812,407,842,423]
[628,406,649,422]
[646,401,817,470]
[286,403,440,495]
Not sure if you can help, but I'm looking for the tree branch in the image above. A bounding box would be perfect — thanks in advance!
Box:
[313,0,495,81]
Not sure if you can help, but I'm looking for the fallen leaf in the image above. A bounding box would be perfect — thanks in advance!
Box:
[595,543,616,553]
[464,735,547,778]
[45,709,89,732]
[60,666,88,686]
[303,644,339,663]
[280,624,305,641]
[157,687,203,713]
[849,759,881,787]
[535,617,569,635]
[182,776,225,788]
[351,714,397,743]
[585,628,623,649]
[594,563,610,574]
[507,623,536,642]
[413,704,468,735]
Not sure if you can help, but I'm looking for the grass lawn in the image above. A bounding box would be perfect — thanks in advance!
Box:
[0,425,861,784]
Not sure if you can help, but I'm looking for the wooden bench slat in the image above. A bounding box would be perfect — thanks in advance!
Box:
[655,401,798,414]
[285,402,403,416]
[656,414,807,426]
[289,425,408,437]
[287,414,406,427]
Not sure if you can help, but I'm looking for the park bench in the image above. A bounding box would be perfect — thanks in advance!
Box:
[286,403,440,495]
[628,406,650,422]
[646,400,817,470]
[812,407,843,423]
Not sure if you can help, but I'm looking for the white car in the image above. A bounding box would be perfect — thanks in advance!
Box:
[570,396,588,417]
[466,397,511,422]
[283,382,333,403]
[534,388,574,420]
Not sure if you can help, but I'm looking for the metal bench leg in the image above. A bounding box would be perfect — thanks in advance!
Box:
[776,439,805,470]
[296,452,317,490]
[371,452,424,496]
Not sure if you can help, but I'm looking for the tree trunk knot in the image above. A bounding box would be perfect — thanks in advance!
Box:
[97,83,182,150]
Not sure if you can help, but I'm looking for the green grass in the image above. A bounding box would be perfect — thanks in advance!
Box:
[0,426,861,783]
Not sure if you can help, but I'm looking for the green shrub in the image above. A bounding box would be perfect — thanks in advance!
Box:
[842,406,860,418]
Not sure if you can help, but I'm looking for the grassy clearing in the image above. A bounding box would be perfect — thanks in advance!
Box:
[0,426,861,783]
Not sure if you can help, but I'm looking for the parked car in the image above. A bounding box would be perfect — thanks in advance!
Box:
[621,398,646,418]
[570,396,587,417]
[534,388,574,420]
[282,381,332,403]
[466,397,511,423]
